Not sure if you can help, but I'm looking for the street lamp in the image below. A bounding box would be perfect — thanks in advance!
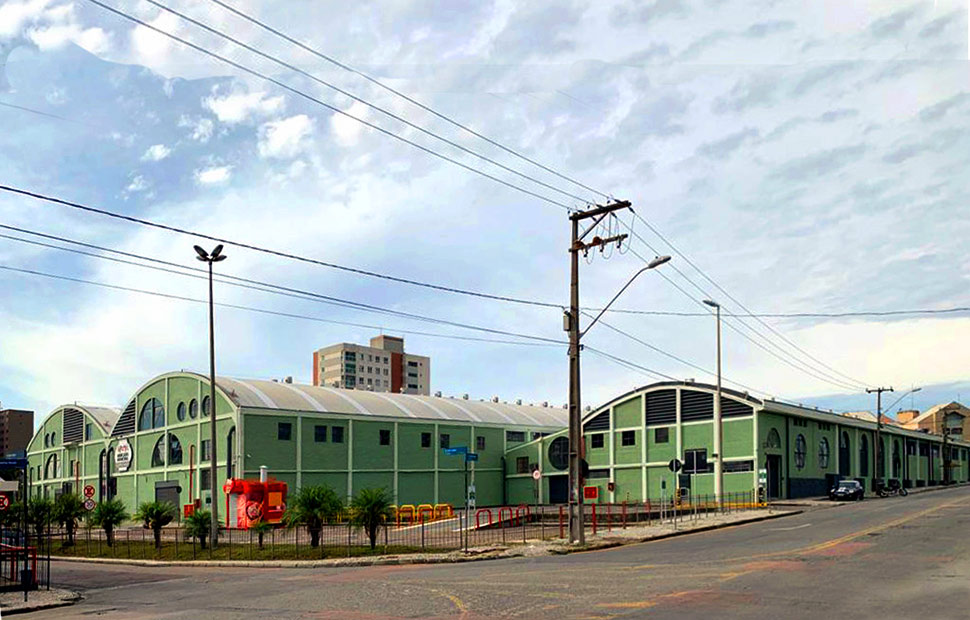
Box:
[702,299,723,505]
[194,244,226,547]
[566,254,671,544]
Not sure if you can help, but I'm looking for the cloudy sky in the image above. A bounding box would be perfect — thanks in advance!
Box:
[0,0,968,427]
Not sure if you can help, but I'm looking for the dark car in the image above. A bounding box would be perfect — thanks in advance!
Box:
[829,480,864,501]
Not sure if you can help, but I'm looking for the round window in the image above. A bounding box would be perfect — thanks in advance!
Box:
[794,434,806,470]
[177,402,186,422]
[548,436,569,471]
[188,399,198,419]
[202,396,211,417]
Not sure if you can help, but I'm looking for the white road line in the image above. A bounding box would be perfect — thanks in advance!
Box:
[768,523,812,531]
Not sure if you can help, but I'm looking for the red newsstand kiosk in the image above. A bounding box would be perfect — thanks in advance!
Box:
[223,476,287,529]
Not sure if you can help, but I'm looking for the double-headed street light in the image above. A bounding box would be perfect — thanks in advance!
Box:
[702,299,723,505]
[195,244,226,547]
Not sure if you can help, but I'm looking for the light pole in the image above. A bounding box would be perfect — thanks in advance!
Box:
[702,299,723,505]
[195,244,226,547]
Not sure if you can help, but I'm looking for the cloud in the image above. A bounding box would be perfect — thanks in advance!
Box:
[919,93,970,122]
[713,74,778,114]
[0,0,51,38]
[195,165,232,184]
[869,6,921,38]
[772,144,867,181]
[744,20,795,38]
[611,0,687,26]
[178,115,214,143]
[140,144,171,162]
[27,23,110,54]
[330,101,368,147]
[790,62,855,97]
[203,90,285,124]
[918,10,961,39]
[258,114,315,159]
[696,127,758,160]
[126,175,148,192]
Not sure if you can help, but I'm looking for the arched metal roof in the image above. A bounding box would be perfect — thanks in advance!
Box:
[214,376,567,428]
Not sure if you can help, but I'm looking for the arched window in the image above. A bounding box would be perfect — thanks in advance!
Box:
[169,433,183,465]
[151,436,165,467]
[818,438,830,470]
[765,428,781,449]
[201,395,211,418]
[139,398,165,431]
[548,436,569,471]
[44,433,49,448]
[45,453,58,479]
[839,431,851,476]
[189,399,198,419]
[794,434,806,470]
[860,435,870,477]
[226,426,236,479]
[892,440,901,479]
[51,432,56,445]
[177,402,186,422]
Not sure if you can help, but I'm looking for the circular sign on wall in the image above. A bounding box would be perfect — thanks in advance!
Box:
[0,495,9,511]
[548,436,569,471]
[83,499,96,511]
[532,468,542,481]
[83,485,96,498]
[115,438,133,472]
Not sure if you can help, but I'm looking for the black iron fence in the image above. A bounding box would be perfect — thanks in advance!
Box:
[35,492,762,562]
[0,525,52,594]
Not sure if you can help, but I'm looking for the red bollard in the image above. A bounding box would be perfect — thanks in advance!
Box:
[591,503,598,536]
[559,505,565,539]
[622,501,627,529]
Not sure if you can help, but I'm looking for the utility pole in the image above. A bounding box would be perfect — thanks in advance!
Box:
[566,201,631,544]
[703,299,723,505]
[866,387,892,490]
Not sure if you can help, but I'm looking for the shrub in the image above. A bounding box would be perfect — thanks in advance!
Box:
[134,501,176,549]
[350,488,394,550]
[283,485,342,548]
[184,510,211,549]
[88,499,128,547]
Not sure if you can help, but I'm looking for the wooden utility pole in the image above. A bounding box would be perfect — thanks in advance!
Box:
[566,201,630,544]
[867,387,892,490]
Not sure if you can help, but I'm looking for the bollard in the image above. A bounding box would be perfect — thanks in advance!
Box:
[591,503,598,536]
[558,505,565,539]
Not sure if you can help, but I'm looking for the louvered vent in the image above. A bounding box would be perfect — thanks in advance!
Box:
[583,410,610,432]
[112,399,136,437]
[62,408,84,444]
[721,398,753,418]
[644,390,676,425]
[681,391,714,422]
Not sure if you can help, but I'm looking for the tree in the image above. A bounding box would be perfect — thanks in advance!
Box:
[89,499,128,547]
[27,498,53,539]
[283,485,342,548]
[134,501,176,549]
[249,518,272,550]
[53,494,86,546]
[184,510,211,549]
[349,488,394,550]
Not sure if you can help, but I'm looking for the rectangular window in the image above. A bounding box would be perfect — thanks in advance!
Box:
[200,469,211,491]
[278,422,292,441]
[408,360,418,367]
[379,429,391,446]
[723,460,754,473]
[684,449,711,474]
[587,468,610,479]
[440,434,450,449]
[655,427,670,443]
[421,432,431,448]
[476,435,486,451]
[407,383,418,389]
[331,426,344,443]
[506,430,525,443]
[590,433,604,449]
[201,439,211,461]
[531,432,542,441]
[516,457,530,474]
[314,425,327,443]
[621,430,636,446]
[85,423,93,441]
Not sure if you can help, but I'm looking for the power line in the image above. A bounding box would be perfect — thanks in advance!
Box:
[143,0,596,207]
[83,0,575,212]
[0,263,566,348]
[602,307,970,318]
[205,0,610,201]
[0,227,564,344]
[583,346,680,383]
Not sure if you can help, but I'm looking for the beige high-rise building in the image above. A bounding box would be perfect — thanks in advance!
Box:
[312,335,430,395]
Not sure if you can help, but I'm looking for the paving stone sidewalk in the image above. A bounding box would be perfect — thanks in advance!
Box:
[0,588,81,615]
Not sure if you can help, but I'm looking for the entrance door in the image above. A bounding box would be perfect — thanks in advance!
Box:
[549,475,569,504]
[155,481,182,521]
[766,455,782,499]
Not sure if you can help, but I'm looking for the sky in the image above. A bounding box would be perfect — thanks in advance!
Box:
[0,0,968,429]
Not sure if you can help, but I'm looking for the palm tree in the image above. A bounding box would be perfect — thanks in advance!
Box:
[134,501,176,549]
[184,510,211,549]
[283,485,342,548]
[53,494,86,546]
[350,488,394,550]
[249,518,272,550]
[27,498,53,539]
[89,499,128,547]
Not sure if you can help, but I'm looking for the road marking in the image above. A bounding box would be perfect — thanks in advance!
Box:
[768,523,811,531]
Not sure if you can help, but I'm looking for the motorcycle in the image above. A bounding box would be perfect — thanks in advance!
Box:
[876,479,908,497]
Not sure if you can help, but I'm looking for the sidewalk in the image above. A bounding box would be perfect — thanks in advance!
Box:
[0,588,81,615]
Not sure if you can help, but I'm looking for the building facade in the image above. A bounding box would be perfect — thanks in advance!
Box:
[505,382,970,504]
[0,408,34,457]
[898,402,969,439]
[27,371,563,515]
[312,335,431,395]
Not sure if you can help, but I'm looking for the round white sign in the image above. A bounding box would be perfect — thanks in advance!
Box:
[532,469,541,481]
[115,438,133,472]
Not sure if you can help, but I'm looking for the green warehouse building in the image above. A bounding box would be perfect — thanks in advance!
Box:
[506,381,970,505]
[27,371,566,514]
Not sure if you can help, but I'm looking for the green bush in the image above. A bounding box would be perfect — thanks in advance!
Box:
[53,494,86,546]
[184,510,211,549]
[283,485,342,548]
[134,501,176,549]
[350,488,394,550]
[88,499,128,547]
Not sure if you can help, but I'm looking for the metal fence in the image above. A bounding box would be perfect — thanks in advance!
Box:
[37,491,761,561]
[0,525,52,595]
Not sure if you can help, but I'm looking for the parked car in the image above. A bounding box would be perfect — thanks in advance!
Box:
[829,480,864,501]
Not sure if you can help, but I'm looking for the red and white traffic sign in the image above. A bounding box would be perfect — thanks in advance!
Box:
[83,499,96,511]
[83,484,96,498]
[531,469,541,481]
[0,495,9,511]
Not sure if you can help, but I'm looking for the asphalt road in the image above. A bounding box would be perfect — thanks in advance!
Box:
[33,486,970,619]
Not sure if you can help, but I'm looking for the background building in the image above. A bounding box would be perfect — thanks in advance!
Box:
[0,407,35,457]
[898,402,969,439]
[312,335,431,395]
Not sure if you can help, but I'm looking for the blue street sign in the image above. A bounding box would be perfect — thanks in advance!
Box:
[465,453,479,462]
[0,458,27,469]
[443,446,468,455]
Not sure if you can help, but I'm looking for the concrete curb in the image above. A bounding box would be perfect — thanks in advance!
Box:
[49,510,802,568]
[0,590,82,616]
